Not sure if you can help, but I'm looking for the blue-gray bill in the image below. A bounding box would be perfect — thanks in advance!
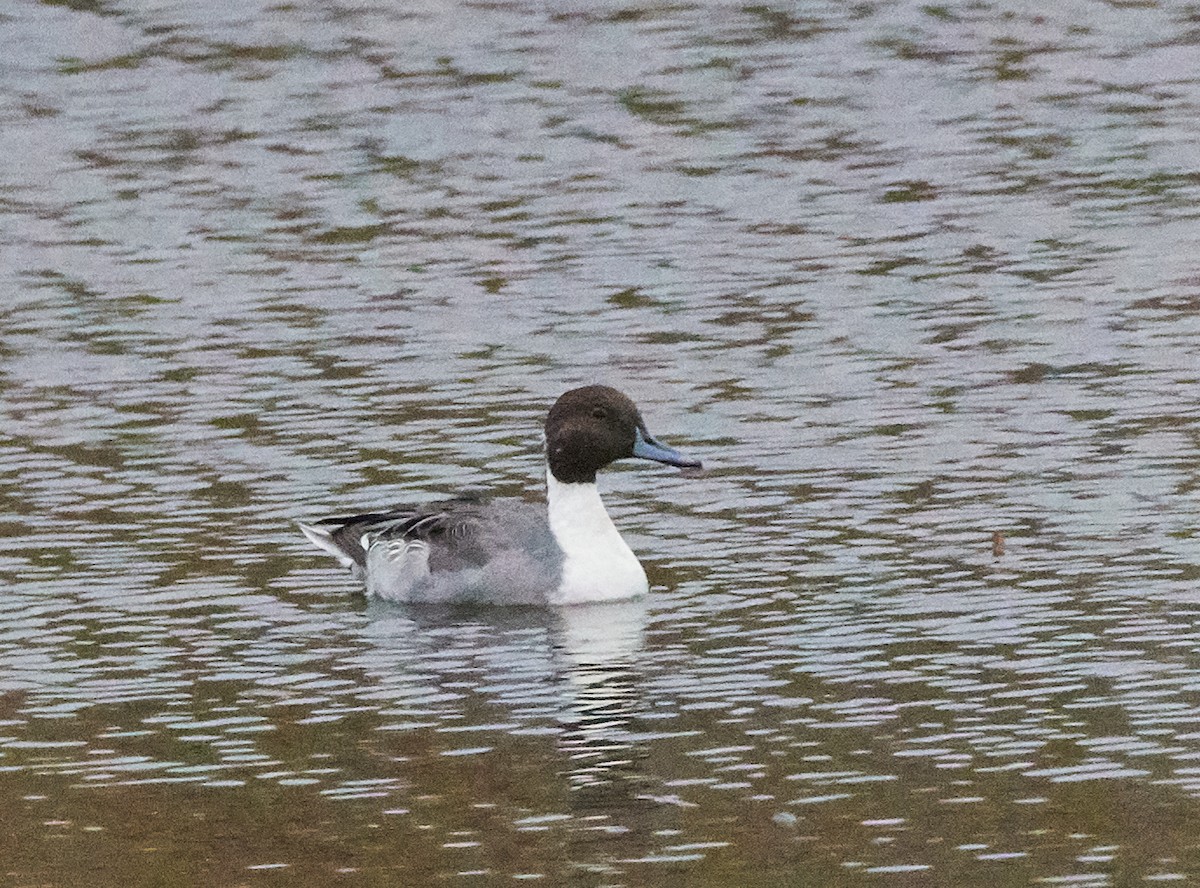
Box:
[632,427,702,469]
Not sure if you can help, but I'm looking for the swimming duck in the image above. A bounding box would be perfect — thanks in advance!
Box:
[298,385,701,605]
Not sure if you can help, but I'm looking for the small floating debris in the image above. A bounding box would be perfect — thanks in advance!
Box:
[992,531,1005,558]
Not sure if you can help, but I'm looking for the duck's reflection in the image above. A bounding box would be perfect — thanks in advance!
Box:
[359,596,650,794]
[550,598,649,792]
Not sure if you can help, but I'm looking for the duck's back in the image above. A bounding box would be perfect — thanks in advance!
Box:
[300,496,564,604]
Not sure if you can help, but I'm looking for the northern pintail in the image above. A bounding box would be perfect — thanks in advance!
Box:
[298,385,701,605]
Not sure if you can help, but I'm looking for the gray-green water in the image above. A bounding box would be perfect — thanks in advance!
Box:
[3,1,1200,885]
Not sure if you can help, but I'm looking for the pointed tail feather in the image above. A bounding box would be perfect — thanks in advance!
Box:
[297,520,359,571]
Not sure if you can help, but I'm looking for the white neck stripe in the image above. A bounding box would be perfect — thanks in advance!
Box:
[545,469,648,604]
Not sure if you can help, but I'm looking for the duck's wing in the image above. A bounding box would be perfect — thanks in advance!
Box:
[297,495,513,574]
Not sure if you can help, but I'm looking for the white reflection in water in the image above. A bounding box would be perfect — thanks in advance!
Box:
[356,597,650,791]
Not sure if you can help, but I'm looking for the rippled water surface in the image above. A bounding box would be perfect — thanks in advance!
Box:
[4,0,1200,885]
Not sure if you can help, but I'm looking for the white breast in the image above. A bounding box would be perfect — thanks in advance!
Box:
[545,472,649,604]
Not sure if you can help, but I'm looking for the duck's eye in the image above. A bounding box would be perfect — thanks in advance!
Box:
[591,406,608,420]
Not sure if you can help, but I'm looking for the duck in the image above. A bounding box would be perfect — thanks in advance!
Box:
[298,385,701,605]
